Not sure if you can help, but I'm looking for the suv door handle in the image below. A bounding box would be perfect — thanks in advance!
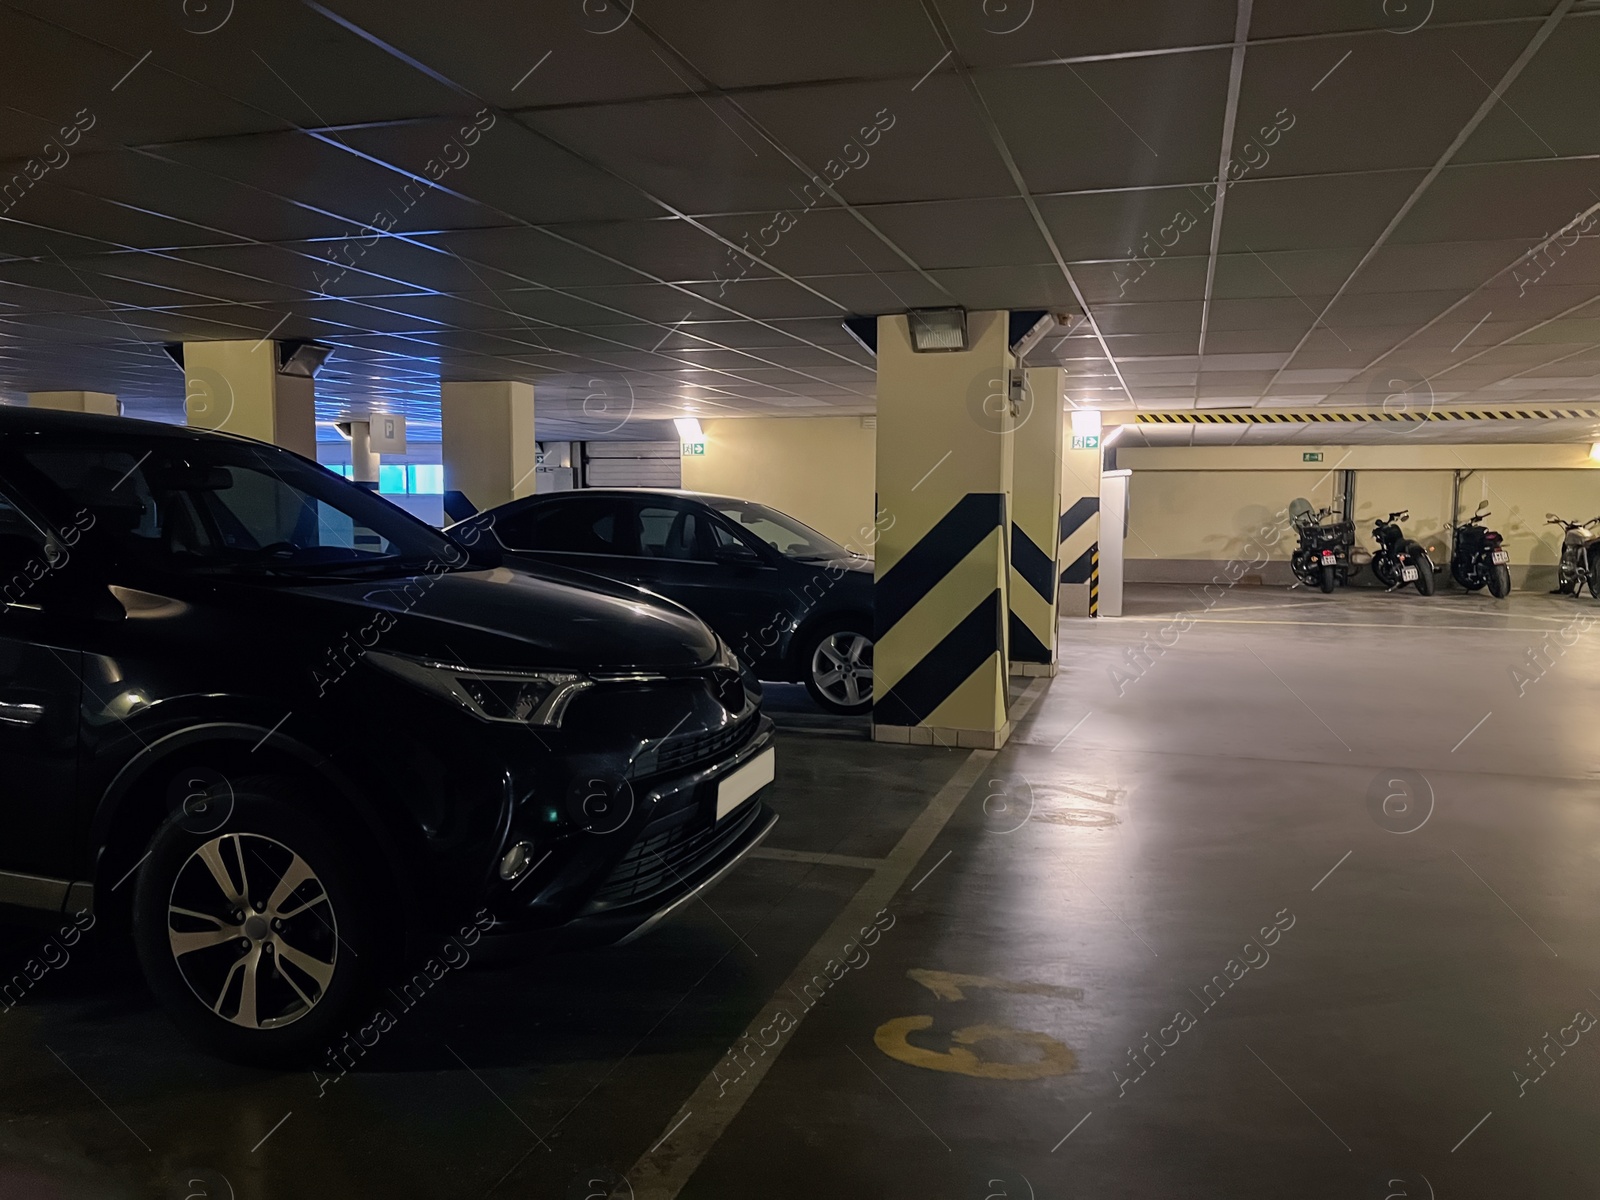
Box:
[0,700,44,727]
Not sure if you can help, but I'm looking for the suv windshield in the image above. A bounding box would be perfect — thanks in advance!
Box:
[712,499,852,561]
[12,436,462,578]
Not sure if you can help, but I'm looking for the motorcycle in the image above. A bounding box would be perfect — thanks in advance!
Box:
[1450,501,1511,598]
[1370,510,1435,596]
[1288,497,1356,594]
[1547,511,1600,599]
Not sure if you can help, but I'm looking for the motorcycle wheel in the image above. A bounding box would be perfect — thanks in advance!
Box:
[1373,556,1395,589]
[1589,549,1600,602]
[1319,565,1336,594]
[1415,557,1436,596]
[1488,564,1511,598]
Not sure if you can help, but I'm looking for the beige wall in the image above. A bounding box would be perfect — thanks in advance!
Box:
[681,416,876,548]
[1120,442,1600,588]
[1128,468,1341,563]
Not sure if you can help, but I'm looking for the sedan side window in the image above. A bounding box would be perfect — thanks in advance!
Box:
[503,498,634,555]
[637,503,707,561]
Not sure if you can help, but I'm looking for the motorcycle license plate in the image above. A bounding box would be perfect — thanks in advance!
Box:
[1491,549,1509,564]
[1401,566,1419,581]
[1320,552,1336,565]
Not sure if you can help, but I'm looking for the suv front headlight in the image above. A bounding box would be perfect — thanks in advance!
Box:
[368,652,593,727]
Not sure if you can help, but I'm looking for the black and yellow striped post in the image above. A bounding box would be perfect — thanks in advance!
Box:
[1089,546,1100,616]
[1058,417,1101,618]
[1010,366,1063,676]
[872,311,1015,750]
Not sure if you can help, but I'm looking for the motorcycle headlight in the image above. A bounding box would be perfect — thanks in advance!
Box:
[368,652,593,727]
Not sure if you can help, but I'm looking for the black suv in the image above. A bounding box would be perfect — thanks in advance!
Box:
[0,409,776,1062]
[456,491,875,715]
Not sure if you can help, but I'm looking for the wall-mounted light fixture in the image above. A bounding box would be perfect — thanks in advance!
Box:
[907,308,968,352]
[1589,441,1600,461]
[675,417,706,457]
[1069,407,1103,451]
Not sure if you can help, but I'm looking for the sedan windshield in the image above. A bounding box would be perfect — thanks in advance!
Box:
[13,436,462,578]
[712,499,852,561]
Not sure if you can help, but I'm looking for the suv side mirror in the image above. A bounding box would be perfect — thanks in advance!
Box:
[711,541,761,566]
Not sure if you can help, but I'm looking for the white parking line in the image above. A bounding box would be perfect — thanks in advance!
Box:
[620,678,1050,1197]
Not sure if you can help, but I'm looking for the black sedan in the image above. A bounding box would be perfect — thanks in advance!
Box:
[456,491,875,714]
[0,410,775,1063]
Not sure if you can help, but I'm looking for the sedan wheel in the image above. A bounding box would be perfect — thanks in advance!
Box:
[806,626,874,715]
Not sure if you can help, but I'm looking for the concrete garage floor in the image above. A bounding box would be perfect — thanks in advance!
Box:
[4,582,1599,1199]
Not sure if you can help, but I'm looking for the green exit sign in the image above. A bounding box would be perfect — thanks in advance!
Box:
[681,441,706,456]
[1303,452,1324,462]
[1071,434,1100,450]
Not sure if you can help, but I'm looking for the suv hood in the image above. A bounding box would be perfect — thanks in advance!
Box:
[280,562,720,673]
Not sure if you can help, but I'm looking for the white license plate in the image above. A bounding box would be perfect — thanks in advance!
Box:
[1401,566,1419,581]
[1320,552,1336,564]
[716,747,775,820]
[1492,549,1509,564]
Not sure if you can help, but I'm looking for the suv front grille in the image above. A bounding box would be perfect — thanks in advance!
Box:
[648,714,756,778]
[591,800,763,908]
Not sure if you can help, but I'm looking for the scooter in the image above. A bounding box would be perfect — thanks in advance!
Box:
[1450,501,1511,598]
[1288,497,1356,593]
[1547,511,1600,599]
[1370,510,1435,596]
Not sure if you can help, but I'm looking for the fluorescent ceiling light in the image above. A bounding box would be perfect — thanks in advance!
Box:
[674,417,704,442]
[1590,441,1600,461]
[907,308,967,352]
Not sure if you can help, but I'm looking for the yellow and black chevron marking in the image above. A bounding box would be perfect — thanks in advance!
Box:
[1137,408,1600,425]
[1060,497,1098,586]
[875,493,1006,728]
[1090,546,1100,617]
[1009,522,1057,664]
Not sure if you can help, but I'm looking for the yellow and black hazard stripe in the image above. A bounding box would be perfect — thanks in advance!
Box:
[1008,522,1057,663]
[1062,492,1100,614]
[874,493,1007,728]
[1089,546,1100,617]
[1136,408,1600,425]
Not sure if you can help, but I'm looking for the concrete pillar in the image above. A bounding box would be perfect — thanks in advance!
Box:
[1059,408,1103,618]
[872,311,1014,749]
[440,381,537,514]
[1010,367,1064,674]
[27,391,118,415]
[182,341,315,457]
[347,420,380,488]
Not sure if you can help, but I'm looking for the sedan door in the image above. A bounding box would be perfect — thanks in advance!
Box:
[624,498,788,669]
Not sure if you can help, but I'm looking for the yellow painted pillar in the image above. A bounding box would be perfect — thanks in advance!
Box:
[440,381,537,513]
[27,391,119,415]
[1059,409,1103,618]
[182,341,315,458]
[1010,367,1064,674]
[872,311,1015,749]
